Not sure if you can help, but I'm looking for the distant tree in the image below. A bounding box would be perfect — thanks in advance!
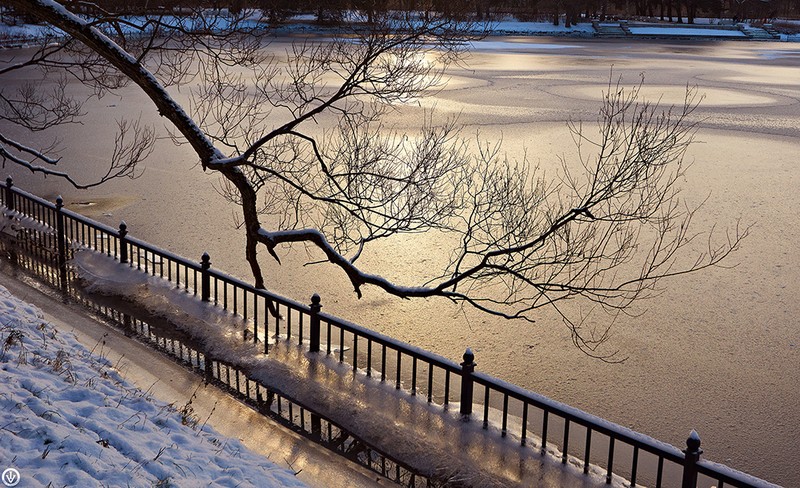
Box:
[685,0,708,23]
[312,0,348,24]
[564,0,581,25]
[258,0,295,24]
[352,0,389,24]
[538,0,584,25]
[1,1,744,358]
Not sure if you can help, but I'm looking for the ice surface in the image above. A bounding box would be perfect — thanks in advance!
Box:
[0,283,307,488]
[73,248,637,487]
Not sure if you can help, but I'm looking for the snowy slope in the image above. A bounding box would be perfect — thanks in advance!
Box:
[0,284,307,488]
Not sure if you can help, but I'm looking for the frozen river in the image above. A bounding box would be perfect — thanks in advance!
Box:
[3,37,799,486]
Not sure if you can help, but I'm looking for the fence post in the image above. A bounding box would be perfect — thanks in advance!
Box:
[201,252,211,302]
[682,430,703,488]
[310,411,323,439]
[460,348,476,417]
[309,293,321,353]
[55,196,67,288]
[118,221,128,264]
[204,353,213,383]
[3,177,17,265]
[122,313,133,337]
[5,177,13,211]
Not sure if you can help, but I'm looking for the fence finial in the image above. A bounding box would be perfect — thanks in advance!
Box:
[463,347,475,366]
[5,176,12,188]
[56,195,63,209]
[686,430,702,452]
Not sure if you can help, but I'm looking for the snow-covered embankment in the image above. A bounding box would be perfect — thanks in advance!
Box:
[0,283,307,488]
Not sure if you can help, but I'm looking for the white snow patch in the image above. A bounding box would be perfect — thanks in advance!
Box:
[0,22,61,40]
[288,14,317,22]
[0,283,307,488]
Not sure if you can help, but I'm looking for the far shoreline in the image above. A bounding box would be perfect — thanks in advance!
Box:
[2,17,798,50]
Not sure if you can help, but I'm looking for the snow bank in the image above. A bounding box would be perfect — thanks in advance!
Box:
[0,22,62,48]
[628,26,746,37]
[0,284,306,488]
[73,248,631,487]
[490,21,595,35]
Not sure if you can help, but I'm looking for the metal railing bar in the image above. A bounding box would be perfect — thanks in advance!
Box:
[0,180,780,488]
[471,372,685,463]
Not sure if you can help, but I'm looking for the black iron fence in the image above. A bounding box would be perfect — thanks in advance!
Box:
[0,177,430,487]
[0,177,780,488]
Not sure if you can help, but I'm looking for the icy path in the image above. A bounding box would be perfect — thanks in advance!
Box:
[73,249,629,487]
[250,339,628,487]
[0,266,387,488]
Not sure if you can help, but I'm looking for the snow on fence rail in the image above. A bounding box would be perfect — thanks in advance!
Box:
[0,177,780,488]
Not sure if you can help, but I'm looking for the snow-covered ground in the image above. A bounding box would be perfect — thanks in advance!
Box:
[0,284,307,488]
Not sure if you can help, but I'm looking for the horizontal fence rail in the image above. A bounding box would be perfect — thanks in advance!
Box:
[0,178,780,488]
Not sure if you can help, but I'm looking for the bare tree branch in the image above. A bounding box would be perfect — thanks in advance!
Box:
[1,2,745,358]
